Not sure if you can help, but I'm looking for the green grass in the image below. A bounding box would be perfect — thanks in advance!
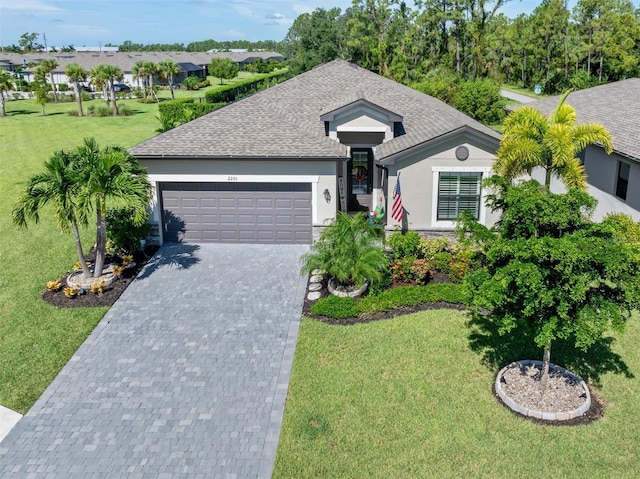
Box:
[0,97,161,413]
[274,310,640,478]
[0,69,287,413]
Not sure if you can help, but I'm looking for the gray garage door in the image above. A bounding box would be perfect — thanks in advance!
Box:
[160,182,312,244]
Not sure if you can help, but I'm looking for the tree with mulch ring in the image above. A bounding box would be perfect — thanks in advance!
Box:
[42,246,158,308]
[460,176,640,423]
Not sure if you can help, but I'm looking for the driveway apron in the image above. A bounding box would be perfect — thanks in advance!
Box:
[0,243,309,478]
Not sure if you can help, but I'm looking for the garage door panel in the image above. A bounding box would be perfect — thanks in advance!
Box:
[161,182,312,244]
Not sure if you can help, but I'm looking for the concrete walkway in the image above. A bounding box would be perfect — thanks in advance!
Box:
[0,406,22,443]
[500,88,538,104]
[0,243,309,478]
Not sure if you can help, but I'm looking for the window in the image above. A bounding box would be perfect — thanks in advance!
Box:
[437,172,482,220]
[350,149,372,195]
[616,161,630,201]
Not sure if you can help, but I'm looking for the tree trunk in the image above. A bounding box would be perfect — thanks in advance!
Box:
[94,201,107,278]
[72,221,92,278]
[544,168,552,190]
[0,91,5,117]
[598,53,603,82]
[540,341,551,390]
[49,72,59,102]
[109,83,119,116]
[73,82,83,117]
[169,78,175,100]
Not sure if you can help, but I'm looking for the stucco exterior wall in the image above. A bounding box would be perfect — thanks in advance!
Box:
[531,147,640,221]
[140,158,340,228]
[327,106,394,142]
[385,138,499,230]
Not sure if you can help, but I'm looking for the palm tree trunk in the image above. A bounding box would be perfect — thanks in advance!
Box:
[73,83,83,117]
[109,83,119,116]
[540,341,551,390]
[49,72,59,102]
[72,221,92,278]
[544,168,552,190]
[94,201,107,278]
[0,91,5,117]
[169,77,175,100]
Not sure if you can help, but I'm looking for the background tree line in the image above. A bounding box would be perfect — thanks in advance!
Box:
[283,0,640,93]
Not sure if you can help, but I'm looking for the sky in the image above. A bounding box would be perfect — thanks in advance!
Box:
[0,0,635,49]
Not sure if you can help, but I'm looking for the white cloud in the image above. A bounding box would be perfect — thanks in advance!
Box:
[266,12,285,20]
[57,23,111,36]
[1,0,62,12]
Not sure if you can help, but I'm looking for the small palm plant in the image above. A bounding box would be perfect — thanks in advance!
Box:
[301,212,388,292]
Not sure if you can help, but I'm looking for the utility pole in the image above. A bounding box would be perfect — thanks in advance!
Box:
[43,32,48,52]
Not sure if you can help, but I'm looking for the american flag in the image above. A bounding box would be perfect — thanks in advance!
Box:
[392,175,403,222]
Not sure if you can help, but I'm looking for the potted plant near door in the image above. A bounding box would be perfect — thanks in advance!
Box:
[301,212,388,297]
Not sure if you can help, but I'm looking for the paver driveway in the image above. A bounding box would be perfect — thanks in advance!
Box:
[0,243,309,478]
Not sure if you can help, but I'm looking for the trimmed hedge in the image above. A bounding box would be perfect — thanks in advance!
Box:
[311,283,468,319]
[204,70,292,103]
[157,98,226,132]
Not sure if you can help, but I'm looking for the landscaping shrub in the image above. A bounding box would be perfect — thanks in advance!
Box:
[388,230,422,259]
[301,212,388,289]
[157,98,226,132]
[87,104,112,117]
[106,206,151,255]
[66,109,79,116]
[419,236,451,260]
[357,283,468,316]
[182,76,203,90]
[391,257,433,285]
[310,295,359,319]
[431,251,453,274]
[204,70,292,103]
[117,104,133,116]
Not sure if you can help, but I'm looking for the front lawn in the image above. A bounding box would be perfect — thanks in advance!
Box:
[0,97,160,412]
[274,310,640,478]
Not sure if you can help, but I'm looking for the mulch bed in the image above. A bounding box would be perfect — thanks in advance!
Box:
[41,246,158,308]
[302,271,467,325]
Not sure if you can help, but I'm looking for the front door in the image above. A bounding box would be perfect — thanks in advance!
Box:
[347,148,373,211]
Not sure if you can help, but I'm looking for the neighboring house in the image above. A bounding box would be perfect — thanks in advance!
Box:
[0,51,283,89]
[129,60,501,244]
[512,79,640,222]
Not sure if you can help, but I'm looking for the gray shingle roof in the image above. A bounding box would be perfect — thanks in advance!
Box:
[129,60,500,160]
[511,79,640,162]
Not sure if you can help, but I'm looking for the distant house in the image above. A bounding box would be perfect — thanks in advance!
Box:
[515,79,640,222]
[0,51,283,89]
[129,60,501,244]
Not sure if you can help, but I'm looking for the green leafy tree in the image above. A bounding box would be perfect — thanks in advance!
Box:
[453,77,506,124]
[73,138,152,278]
[64,63,88,117]
[158,59,181,100]
[132,61,149,98]
[89,65,110,106]
[496,91,613,190]
[208,58,239,84]
[141,61,158,98]
[0,69,14,117]
[12,150,92,278]
[35,59,60,102]
[34,84,49,115]
[301,212,388,290]
[459,176,640,387]
[18,32,43,52]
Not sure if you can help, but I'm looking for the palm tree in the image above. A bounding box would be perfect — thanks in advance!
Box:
[12,150,92,278]
[91,64,123,115]
[89,65,110,106]
[64,63,88,117]
[495,90,614,190]
[73,138,152,278]
[132,60,148,98]
[158,59,181,100]
[36,59,59,102]
[142,61,158,100]
[0,69,14,117]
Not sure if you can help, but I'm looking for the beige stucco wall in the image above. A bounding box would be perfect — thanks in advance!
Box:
[532,147,640,221]
[385,137,499,231]
[140,158,340,229]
